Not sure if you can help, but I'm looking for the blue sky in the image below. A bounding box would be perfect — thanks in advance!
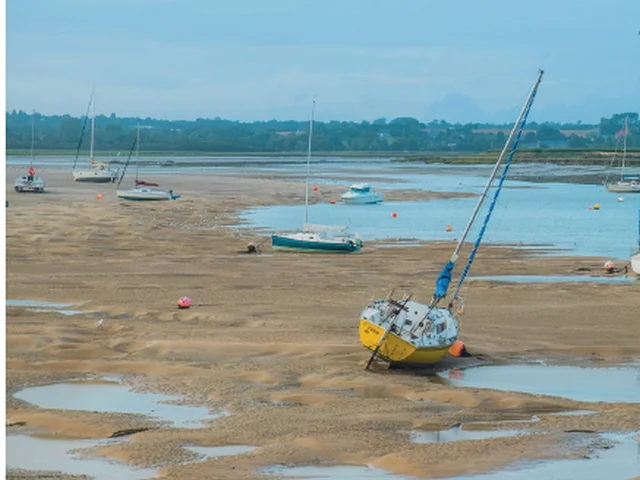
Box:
[6,0,640,123]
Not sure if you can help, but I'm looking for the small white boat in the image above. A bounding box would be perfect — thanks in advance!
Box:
[604,116,640,194]
[115,124,179,201]
[341,183,384,204]
[72,163,119,183]
[15,112,46,193]
[14,175,45,193]
[71,90,119,183]
[116,186,179,201]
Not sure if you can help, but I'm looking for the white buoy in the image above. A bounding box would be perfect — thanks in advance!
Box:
[617,197,624,202]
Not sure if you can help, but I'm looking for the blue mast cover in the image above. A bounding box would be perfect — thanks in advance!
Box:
[434,260,455,299]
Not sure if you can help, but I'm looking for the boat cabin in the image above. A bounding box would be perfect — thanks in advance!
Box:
[349,183,372,194]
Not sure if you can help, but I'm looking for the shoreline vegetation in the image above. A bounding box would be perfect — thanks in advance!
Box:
[7,147,640,166]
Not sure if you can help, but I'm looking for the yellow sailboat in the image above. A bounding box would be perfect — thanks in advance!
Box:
[359,69,545,368]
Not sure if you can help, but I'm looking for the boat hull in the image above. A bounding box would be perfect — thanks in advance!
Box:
[359,318,450,365]
[14,176,45,193]
[116,189,179,201]
[632,252,640,274]
[341,193,384,204]
[271,234,360,253]
[605,182,640,193]
[72,170,118,183]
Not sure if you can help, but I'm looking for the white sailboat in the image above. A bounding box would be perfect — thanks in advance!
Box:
[358,70,545,367]
[271,99,362,253]
[605,116,640,194]
[71,90,119,183]
[14,111,46,193]
[116,124,180,201]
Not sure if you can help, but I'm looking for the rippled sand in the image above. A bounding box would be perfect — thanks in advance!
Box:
[6,166,640,479]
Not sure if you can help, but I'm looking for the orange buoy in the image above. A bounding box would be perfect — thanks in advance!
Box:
[97,193,103,200]
[448,340,470,357]
[588,207,593,210]
[177,296,192,309]
[446,224,453,232]
[391,212,397,218]
[330,199,336,204]
[313,186,319,191]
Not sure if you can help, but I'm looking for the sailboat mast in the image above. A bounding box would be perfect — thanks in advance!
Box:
[447,70,545,264]
[89,91,96,162]
[304,98,316,226]
[30,110,35,167]
[135,123,140,182]
[621,115,628,180]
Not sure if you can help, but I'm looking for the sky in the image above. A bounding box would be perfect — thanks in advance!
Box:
[6,0,640,123]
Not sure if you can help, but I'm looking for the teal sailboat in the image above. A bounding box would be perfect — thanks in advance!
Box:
[271,99,362,253]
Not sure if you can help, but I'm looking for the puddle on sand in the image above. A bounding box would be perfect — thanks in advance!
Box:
[469,275,635,284]
[6,434,156,480]
[551,410,597,416]
[411,426,529,443]
[441,433,639,480]
[185,445,256,460]
[7,299,89,316]
[14,379,225,428]
[438,365,640,403]
[26,308,88,315]
[7,299,74,308]
[263,464,413,479]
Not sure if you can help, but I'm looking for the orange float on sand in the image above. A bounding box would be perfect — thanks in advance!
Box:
[448,340,470,357]
[97,193,103,200]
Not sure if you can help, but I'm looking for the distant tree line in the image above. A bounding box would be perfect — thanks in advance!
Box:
[5,109,639,153]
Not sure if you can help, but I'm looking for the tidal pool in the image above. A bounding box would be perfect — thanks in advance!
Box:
[14,378,225,428]
[437,364,640,403]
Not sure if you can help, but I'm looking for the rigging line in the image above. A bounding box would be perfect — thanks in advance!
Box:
[116,134,138,189]
[451,80,541,300]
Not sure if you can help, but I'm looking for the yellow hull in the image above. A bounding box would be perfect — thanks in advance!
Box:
[359,318,451,365]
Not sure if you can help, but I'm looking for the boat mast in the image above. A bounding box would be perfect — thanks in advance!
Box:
[90,90,96,163]
[304,98,315,226]
[135,122,140,182]
[620,115,628,180]
[29,110,35,167]
[448,70,545,266]
[407,69,544,338]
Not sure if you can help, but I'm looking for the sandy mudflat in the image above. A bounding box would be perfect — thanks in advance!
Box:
[5,165,640,480]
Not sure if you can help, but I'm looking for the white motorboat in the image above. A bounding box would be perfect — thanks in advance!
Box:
[71,90,119,183]
[14,175,46,193]
[341,183,384,204]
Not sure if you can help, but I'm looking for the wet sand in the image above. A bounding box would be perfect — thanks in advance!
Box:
[5,166,640,479]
